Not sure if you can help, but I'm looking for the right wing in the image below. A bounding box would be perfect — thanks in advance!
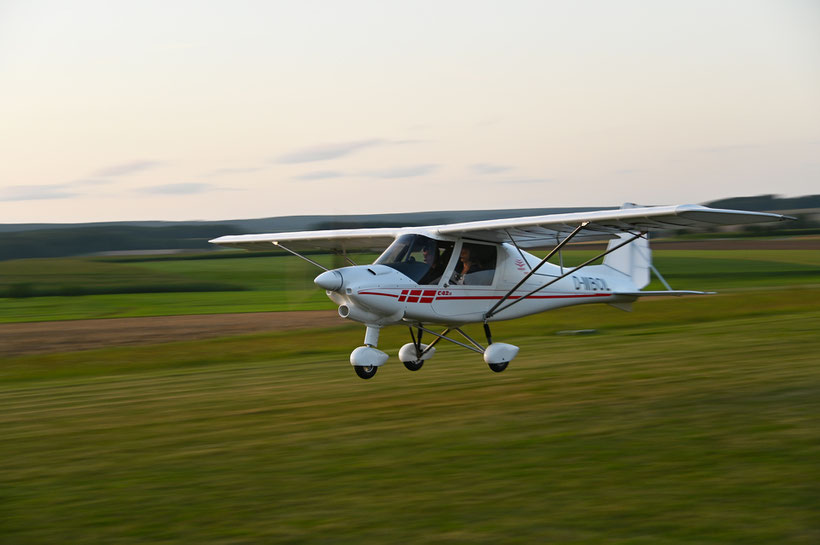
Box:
[210,204,793,252]
[431,204,793,248]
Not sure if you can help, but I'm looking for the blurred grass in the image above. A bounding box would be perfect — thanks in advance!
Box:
[0,258,244,298]
[1,286,819,543]
[1,250,818,323]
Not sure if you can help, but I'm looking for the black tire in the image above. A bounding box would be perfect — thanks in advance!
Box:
[403,359,424,371]
[488,361,508,373]
[354,365,378,379]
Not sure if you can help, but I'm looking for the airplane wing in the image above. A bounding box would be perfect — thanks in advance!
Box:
[210,204,792,252]
[432,204,793,248]
[209,227,403,252]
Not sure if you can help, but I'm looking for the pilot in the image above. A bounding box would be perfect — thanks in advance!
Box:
[419,242,445,284]
[422,242,436,267]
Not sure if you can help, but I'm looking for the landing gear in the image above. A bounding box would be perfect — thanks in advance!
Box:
[348,323,519,379]
[402,359,424,371]
[488,361,509,373]
[482,323,518,374]
[354,365,378,379]
[399,326,440,372]
[350,326,388,380]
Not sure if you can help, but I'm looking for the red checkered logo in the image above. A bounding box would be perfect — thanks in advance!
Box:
[398,289,436,303]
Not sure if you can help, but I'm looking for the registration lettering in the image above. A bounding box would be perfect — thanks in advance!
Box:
[572,275,610,291]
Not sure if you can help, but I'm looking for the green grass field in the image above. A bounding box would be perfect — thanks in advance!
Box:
[1,249,819,543]
[1,249,818,322]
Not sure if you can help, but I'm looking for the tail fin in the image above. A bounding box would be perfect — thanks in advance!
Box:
[602,203,651,289]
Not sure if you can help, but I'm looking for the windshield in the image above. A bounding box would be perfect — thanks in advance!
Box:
[375,234,455,285]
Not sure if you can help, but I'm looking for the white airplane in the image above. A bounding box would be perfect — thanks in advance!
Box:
[211,204,791,379]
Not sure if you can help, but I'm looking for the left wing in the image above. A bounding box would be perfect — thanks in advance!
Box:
[209,227,403,252]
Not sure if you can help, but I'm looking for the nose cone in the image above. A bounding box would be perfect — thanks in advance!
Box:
[314,270,344,291]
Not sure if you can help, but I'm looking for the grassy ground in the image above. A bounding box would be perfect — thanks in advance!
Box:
[1,250,818,322]
[1,284,819,543]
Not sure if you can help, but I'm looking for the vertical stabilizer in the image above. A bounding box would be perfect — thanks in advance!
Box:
[602,203,651,289]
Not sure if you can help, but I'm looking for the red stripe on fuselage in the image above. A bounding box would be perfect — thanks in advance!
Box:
[357,291,399,298]
[356,291,611,301]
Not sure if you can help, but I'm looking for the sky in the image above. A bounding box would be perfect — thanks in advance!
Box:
[1,0,818,223]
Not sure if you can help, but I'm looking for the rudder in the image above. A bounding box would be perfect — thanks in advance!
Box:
[602,203,651,289]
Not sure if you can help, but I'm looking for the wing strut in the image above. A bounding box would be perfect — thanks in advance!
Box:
[334,250,358,267]
[485,230,646,320]
[484,222,589,320]
[273,242,329,271]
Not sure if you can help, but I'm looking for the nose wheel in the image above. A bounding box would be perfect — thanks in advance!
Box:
[354,365,378,379]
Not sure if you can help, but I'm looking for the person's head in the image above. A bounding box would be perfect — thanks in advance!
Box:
[422,243,436,265]
[460,247,471,262]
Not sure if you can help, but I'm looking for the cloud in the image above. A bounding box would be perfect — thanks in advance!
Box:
[496,178,553,185]
[137,183,215,195]
[205,167,266,177]
[0,184,77,201]
[695,144,759,154]
[361,164,439,179]
[471,163,513,175]
[275,139,387,163]
[71,178,113,186]
[93,160,166,177]
[293,170,346,181]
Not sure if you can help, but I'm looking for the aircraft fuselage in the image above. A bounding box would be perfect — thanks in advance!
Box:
[317,238,637,326]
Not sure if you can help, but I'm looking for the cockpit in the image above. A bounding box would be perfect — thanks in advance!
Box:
[374,234,454,285]
[375,234,498,286]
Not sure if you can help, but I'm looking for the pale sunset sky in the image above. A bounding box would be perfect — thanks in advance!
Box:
[1,0,818,223]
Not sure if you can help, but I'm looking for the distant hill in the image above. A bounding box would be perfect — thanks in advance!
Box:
[0,207,604,261]
[0,195,816,261]
[705,194,820,211]
[0,207,603,234]
[0,224,247,261]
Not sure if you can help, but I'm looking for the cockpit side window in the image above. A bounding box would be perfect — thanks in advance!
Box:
[375,234,455,285]
[449,242,497,286]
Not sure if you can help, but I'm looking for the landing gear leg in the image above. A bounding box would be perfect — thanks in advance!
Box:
[350,325,388,379]
[399,325,439,371]
[403,327,425,371]
[482,322,517,373]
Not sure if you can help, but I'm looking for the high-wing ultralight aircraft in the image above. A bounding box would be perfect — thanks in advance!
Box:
[211,204,791,379]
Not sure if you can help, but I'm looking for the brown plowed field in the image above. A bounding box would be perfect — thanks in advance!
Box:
[0,311,343,357]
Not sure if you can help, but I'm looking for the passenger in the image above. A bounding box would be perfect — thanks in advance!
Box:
[453,246,479,285]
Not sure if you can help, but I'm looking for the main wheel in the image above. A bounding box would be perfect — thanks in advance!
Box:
[403,359,424,371]
[354,365,378,379]
[488,361,508,373]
